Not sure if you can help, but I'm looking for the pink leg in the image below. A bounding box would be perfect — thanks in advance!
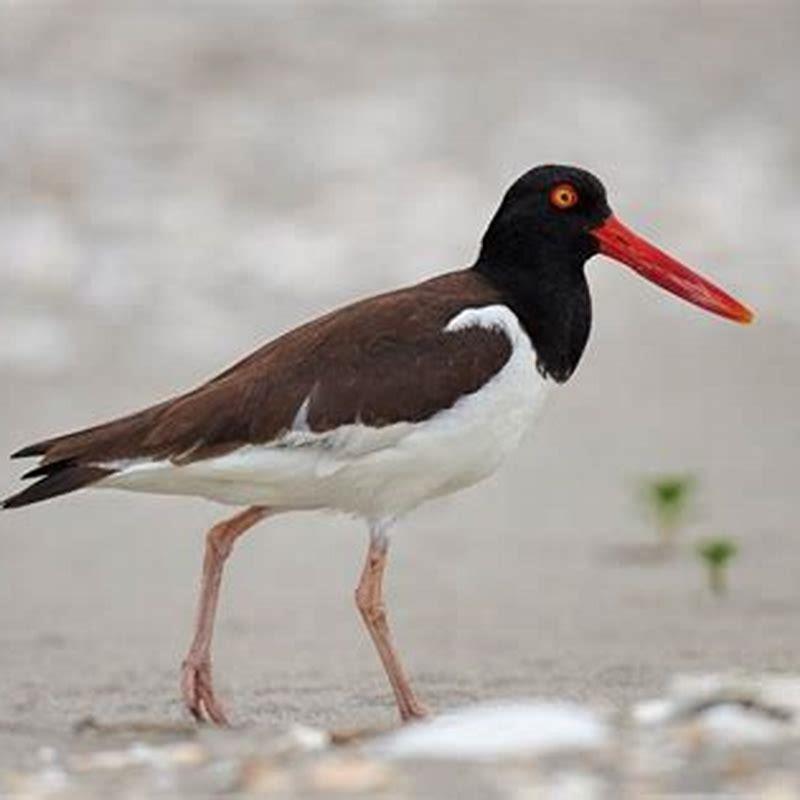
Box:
[181,505,271,725]
[355,527,429,722]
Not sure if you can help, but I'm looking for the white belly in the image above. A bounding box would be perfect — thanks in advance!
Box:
[100,306,549,522]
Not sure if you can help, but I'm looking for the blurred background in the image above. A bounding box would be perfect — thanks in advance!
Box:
[0,0,798,752]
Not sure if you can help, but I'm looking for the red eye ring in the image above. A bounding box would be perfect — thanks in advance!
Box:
[550,183,579,210]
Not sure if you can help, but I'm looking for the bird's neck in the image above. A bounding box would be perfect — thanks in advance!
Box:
[472,246,592,383]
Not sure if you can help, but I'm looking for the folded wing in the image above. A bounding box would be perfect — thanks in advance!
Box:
[4,271,510,508]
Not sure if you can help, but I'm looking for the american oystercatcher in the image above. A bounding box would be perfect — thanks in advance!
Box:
[3,165,752,724]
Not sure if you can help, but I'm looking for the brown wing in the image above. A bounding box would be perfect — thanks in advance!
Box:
[4,270,509,508]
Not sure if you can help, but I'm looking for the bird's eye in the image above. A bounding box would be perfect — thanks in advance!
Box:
[549,183,579,210]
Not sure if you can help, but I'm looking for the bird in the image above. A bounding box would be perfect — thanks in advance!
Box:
[2,165,753,725]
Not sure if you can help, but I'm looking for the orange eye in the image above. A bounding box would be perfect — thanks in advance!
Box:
[549,183,579,210]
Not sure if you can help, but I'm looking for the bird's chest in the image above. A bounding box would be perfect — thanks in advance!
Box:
[341,317,549,517]
[407,330,548,482]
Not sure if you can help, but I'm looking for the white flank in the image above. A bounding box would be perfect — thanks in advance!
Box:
[99,306,549,521]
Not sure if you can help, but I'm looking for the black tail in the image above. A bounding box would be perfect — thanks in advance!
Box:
[2,461,113,509]
[3,403,168,509]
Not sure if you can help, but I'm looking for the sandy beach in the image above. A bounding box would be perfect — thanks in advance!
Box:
[1,2,798,793]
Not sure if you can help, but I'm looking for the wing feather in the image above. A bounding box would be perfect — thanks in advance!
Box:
[4,271,510,507]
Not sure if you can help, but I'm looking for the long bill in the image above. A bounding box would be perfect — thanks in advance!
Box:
[591,215,754,324]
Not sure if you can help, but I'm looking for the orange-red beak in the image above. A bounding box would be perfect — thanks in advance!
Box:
[592,216,754,324]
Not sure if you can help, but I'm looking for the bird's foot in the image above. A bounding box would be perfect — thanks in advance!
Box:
[400,698,431,723]
[180,658,230,726]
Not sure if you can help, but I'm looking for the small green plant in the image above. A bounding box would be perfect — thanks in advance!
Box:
[697,537,738,596]
[644,474,696,553]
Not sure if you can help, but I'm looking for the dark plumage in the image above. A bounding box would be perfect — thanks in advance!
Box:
[4,271,511,508]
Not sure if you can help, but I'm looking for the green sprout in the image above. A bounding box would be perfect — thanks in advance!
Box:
[643,474,696,554]
[697,537,738,596]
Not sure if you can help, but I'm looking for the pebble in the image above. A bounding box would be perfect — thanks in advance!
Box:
[307,756,394,793]
[3,676,800,797]
[368,700,609,761]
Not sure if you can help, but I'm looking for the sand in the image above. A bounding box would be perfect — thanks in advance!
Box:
[0,1,798,790]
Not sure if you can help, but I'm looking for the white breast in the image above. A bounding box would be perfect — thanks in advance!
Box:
[101,305,549,522]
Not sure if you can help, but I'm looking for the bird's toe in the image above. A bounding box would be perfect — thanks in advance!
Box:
[181,659,230,726]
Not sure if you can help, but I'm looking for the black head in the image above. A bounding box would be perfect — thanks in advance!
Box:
[479,164,612,269]
[474,165,612,382]
[473,163,752,383]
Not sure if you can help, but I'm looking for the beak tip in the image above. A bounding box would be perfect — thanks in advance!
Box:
[736,306,755,325]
